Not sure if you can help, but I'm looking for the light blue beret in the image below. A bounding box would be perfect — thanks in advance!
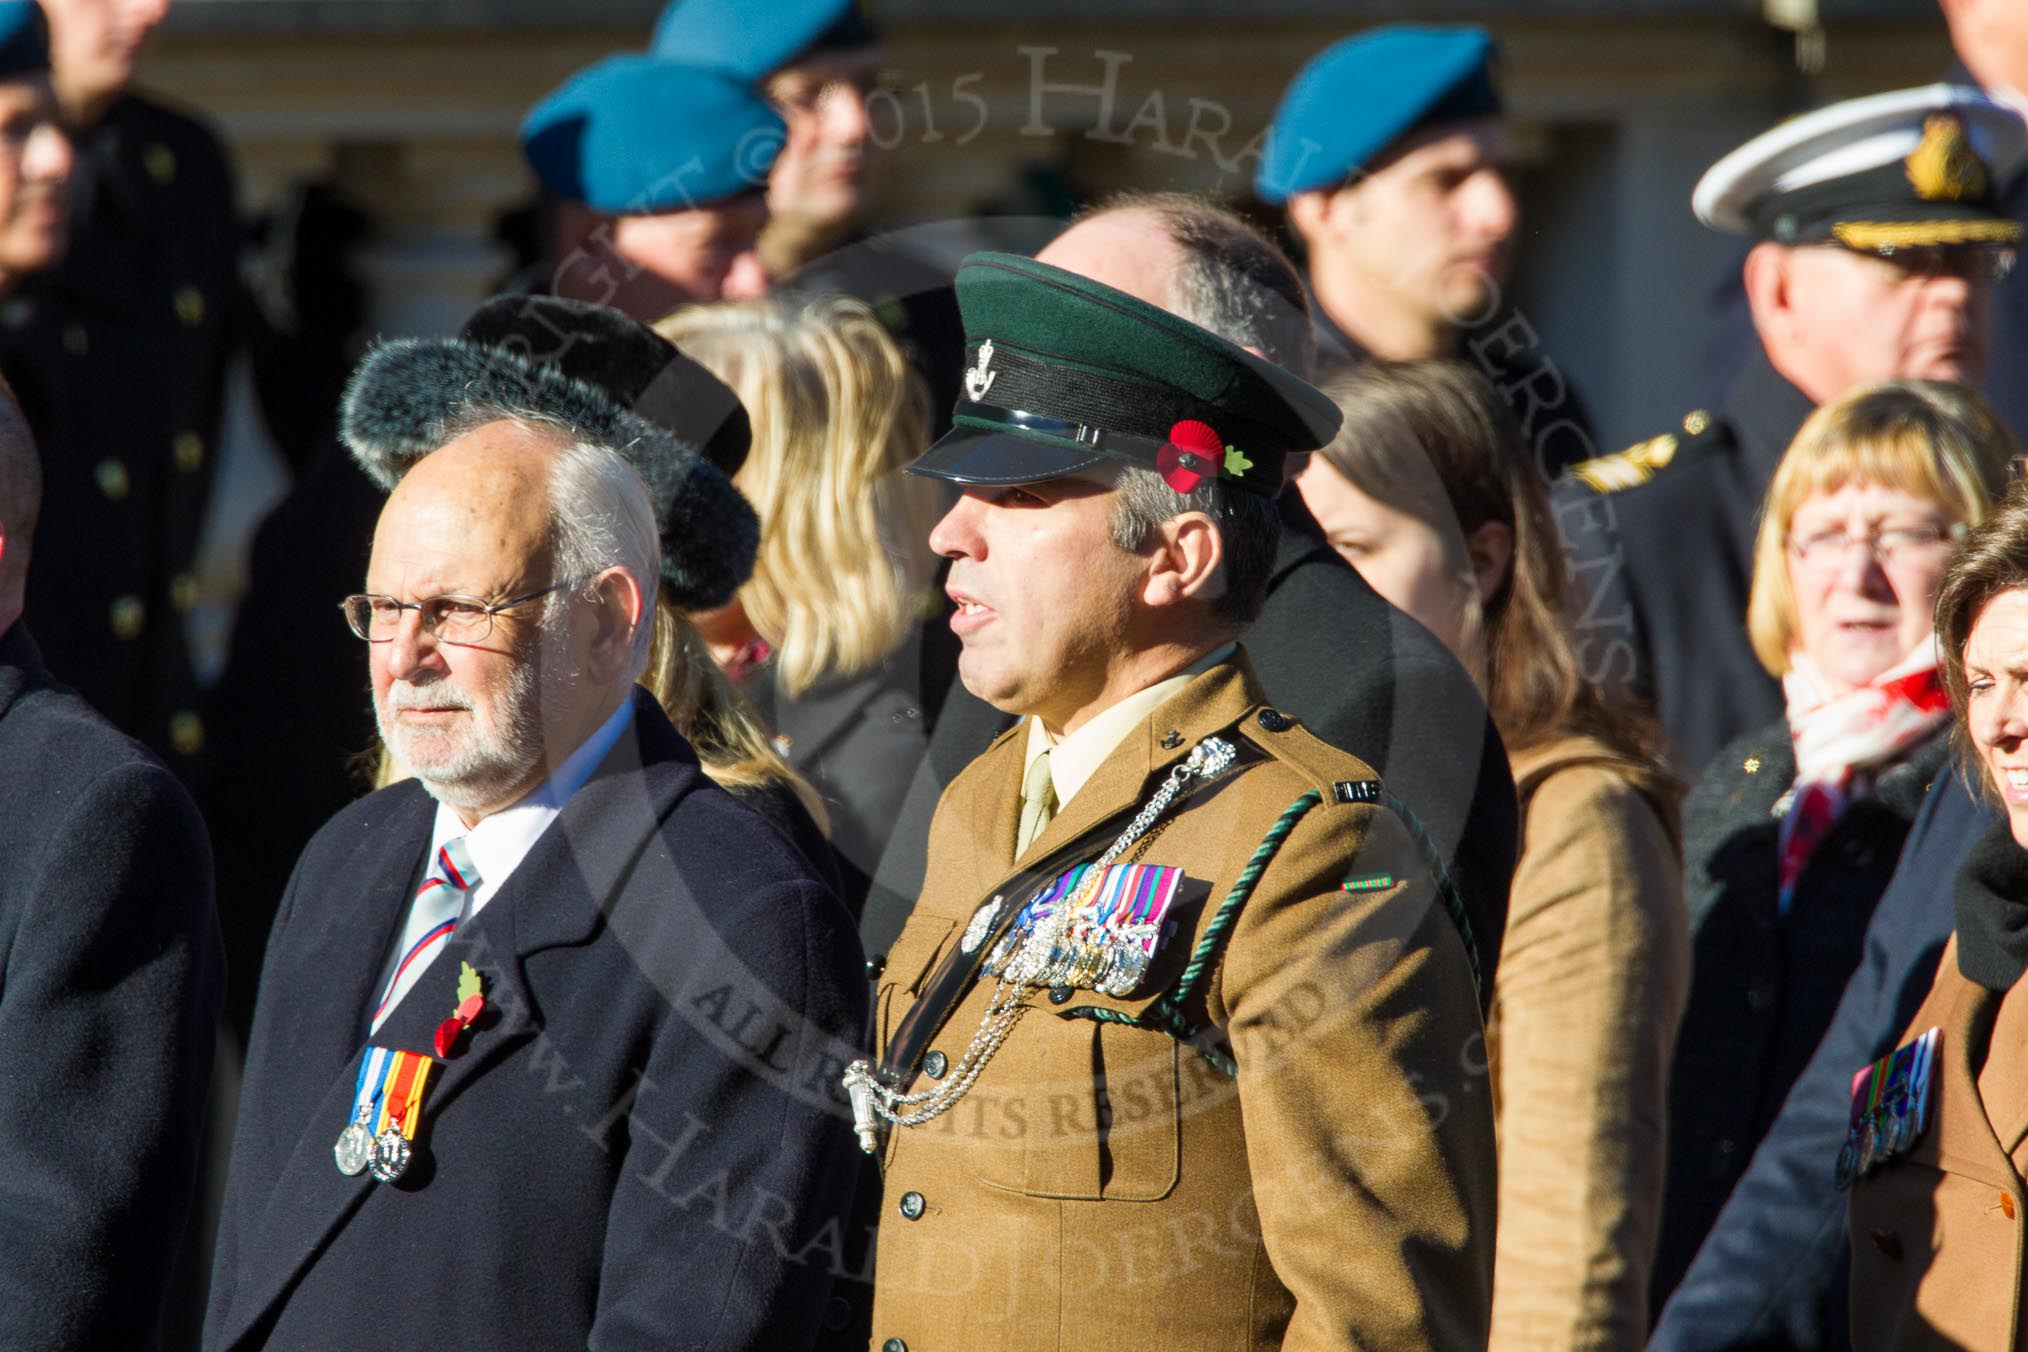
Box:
[521,55,786,214]
[650,0,877,82]
[0,3,47,80]
[1256,25,1500,205]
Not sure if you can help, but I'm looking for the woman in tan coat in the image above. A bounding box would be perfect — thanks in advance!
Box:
[1298,359,1687,1350]
[1846,485,2028,1350]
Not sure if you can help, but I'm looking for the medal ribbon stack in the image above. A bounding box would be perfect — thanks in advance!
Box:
[1836,1025,1940,1189]
[843,736,1236,1154]
[983,861,1185,998]
[334,1045,436,1184]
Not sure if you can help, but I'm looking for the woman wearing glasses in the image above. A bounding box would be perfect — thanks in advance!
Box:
[1657,380,2014,1299]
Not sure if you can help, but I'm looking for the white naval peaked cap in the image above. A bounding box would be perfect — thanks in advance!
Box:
[1692,84,2027,246]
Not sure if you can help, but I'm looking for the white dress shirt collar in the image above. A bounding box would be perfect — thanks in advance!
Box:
[1022,643,1235,810]
[424,695,636,920]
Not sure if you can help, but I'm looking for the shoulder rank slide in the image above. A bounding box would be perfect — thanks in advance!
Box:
[1570,431,1677,494]
[1836,1025,1940,1189]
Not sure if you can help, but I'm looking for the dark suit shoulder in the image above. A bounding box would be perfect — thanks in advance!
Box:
[1562,409,1730,501]
[1,669,182,785]
[660,773,835,893]
[116,88,234,173]
[1685,721,1792,827]
[291,779,435,865]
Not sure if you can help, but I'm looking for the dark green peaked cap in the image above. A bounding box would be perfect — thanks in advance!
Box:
[909,252,1343,495]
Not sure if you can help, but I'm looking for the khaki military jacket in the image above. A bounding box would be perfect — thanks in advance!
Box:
[1848,935,2028,1350]
[868,655,1497,1352]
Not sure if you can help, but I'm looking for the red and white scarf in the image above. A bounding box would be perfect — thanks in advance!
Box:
[1777,642,1949,911]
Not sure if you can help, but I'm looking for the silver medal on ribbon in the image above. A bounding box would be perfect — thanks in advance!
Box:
[333,1119,373,1177]
[960,895,1003,955]
[368,1126,412,1183]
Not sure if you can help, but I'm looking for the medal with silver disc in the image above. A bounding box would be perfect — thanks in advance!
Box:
[334,1046,394,1177]
[334,1118,374,1176]
[364,1049,435,1184]
[369,1125,412,1183]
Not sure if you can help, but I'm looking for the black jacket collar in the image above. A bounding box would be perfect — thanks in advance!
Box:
[1724,344,1819,482]
[0,621,44,721]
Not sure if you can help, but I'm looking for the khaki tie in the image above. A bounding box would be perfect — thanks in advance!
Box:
[1015,748,1058,858]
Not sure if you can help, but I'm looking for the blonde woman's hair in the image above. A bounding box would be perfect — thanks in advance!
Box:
[656,295,939,697]
[642,587,828,828]
[1746,380,2016,678]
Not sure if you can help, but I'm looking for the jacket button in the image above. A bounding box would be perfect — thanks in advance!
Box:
[897,1190,926,1220]
[109,594,145,640]
[1049,985,1073,1005]
[822,1295,852,1332]
[170,711,204,757]
[883,1340,908,1352]
[1257,708,1291,731]
[172,432,205,474]
[95,457,129,500]
[1871,1227,1902,1259]
[1841,836,1876,868]
[923,1050,948,1079]
[865,954,886,981]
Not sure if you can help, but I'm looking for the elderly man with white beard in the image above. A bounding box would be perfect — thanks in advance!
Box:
[205,410,866,1352]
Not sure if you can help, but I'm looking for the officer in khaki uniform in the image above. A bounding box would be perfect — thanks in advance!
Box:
[846,253,1496,1352]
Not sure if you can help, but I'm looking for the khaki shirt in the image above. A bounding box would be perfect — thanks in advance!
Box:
[868,653,1497,1351]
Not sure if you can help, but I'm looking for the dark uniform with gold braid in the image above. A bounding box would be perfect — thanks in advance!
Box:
[1556,84,2024,777]
[1553,351,1811,778]
[846,254,1496,1351]
[0,86,235,768]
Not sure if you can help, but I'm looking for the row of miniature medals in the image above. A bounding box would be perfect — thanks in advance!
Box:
[1836,1024,1940,1191]
[333,962,487,1183]
[844,736,1237,1153]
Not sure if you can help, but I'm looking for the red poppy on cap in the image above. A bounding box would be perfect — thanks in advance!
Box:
[1158,419,1223,494]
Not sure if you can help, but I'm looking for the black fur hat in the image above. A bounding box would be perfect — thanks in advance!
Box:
[341,295,757,611]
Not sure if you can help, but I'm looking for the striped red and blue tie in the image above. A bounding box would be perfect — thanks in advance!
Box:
[371,838,480,1032]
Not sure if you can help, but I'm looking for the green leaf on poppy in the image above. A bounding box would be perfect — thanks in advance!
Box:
[1224,446,1254,477]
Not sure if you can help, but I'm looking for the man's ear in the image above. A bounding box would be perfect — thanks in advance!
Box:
[1139,511,1225,609]
[587,565,647,679]
[1742,241,1795,346]
[1285,188,1333,248]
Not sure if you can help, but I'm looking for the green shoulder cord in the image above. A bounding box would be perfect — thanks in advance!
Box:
[1063,781,1484,1078]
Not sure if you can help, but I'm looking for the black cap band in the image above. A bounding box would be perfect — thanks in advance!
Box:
[953,400,1274,494]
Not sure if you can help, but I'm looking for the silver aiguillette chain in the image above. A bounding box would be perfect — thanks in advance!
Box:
[844,736,1238,1152]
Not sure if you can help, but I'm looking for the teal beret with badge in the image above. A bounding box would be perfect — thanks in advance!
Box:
[0,2,47,79]
[1694,83,2027,250]
[651,0,877,80]
[521,55,785,214]
[1256,24,1499,205]
[908,253,1342,496]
